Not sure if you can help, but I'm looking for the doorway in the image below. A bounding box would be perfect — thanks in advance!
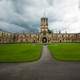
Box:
[42,37,47,43]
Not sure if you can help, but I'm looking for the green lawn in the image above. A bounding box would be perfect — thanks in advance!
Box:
[0,44,42,62]
[48,43,80,61]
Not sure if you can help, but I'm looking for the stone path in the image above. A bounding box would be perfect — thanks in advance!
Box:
[0,45,80,80]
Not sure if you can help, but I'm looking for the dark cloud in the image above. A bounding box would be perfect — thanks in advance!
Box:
[0,0,39,32]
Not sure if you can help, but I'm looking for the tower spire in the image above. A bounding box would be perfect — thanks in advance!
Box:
[44,9,45,17]
[43,8,46,17]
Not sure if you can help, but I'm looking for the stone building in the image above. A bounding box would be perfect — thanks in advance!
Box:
[0,31,14,43]
[0,17,80,44]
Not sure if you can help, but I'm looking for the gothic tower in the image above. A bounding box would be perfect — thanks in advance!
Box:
[40,17,48,34]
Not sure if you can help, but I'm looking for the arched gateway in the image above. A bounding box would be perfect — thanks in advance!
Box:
[42,37,47,43]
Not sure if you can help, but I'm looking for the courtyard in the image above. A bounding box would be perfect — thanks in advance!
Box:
[0,44,80,80]
[0,43,80,62]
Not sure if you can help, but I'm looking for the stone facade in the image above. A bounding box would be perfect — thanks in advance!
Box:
[0,17,80,44]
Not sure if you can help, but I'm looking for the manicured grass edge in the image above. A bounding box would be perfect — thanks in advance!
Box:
[48,46,80,62]
[0,45,43,63]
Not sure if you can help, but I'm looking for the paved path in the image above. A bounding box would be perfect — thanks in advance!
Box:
[0,45,80,80]
[38,45,53,63]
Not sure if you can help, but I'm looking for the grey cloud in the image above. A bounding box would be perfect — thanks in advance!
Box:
[47,0,53,6]
[0,0,39,32]
[0,21,26,33]
[0,0,80,33]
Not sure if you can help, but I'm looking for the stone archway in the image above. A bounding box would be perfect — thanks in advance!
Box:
[60,40,62,43]
[42,37,47,43]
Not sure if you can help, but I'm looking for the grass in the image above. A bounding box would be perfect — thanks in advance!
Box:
[48,43,80,61]
[0,44,42,62]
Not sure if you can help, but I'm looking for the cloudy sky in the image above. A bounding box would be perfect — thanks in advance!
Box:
[0,0,80,33]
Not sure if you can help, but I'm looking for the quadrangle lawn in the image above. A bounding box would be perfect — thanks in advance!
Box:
[0,44,42,62]
[48,43,80,61]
